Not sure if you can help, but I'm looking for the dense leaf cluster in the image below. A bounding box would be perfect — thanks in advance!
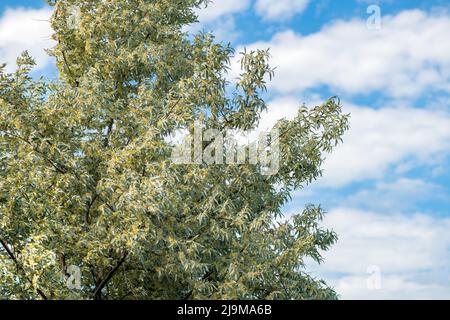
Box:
[0,0,349,300]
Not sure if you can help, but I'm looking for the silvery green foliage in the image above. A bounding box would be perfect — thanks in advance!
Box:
[0,0,349,300]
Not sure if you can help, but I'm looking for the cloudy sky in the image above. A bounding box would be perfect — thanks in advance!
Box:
[1,0,450,299]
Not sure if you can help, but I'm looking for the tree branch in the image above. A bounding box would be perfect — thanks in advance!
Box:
[93,251,128,300]
[61,49,79,87]
[0,237,48,300]
[85,193,99,225]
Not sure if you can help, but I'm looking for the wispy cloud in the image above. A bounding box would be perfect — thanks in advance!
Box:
[346,178,447,212]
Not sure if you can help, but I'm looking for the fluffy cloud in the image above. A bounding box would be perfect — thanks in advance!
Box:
[232,10,450,97]
[311,208,450,299]
[254,95,301,130]
[189,0,251,42]
[196,0,251,23]
[0,7,54,72]
[255,97,450,187]
[255,0,310,21]
[322,104,450,187]
[331,274,450,300]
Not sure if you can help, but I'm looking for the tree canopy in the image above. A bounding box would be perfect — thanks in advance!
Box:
[0,0,349,300]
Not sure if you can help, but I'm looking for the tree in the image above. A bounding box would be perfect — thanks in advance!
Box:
[0,0,349,300]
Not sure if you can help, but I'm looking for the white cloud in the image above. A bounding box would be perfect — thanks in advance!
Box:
[204,15,239,43]
[188,0,251,42]
[256,96,301,130]
[322,104,450,187]
[312,208,450,299]
[255,0,310,21]
[254,97,450,187]
[0,7,54,72]
[232,10,450,97]
[332,274,450,300]
[196,0,251,23]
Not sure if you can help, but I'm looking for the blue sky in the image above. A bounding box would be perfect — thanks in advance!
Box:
[1,0,450,299]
